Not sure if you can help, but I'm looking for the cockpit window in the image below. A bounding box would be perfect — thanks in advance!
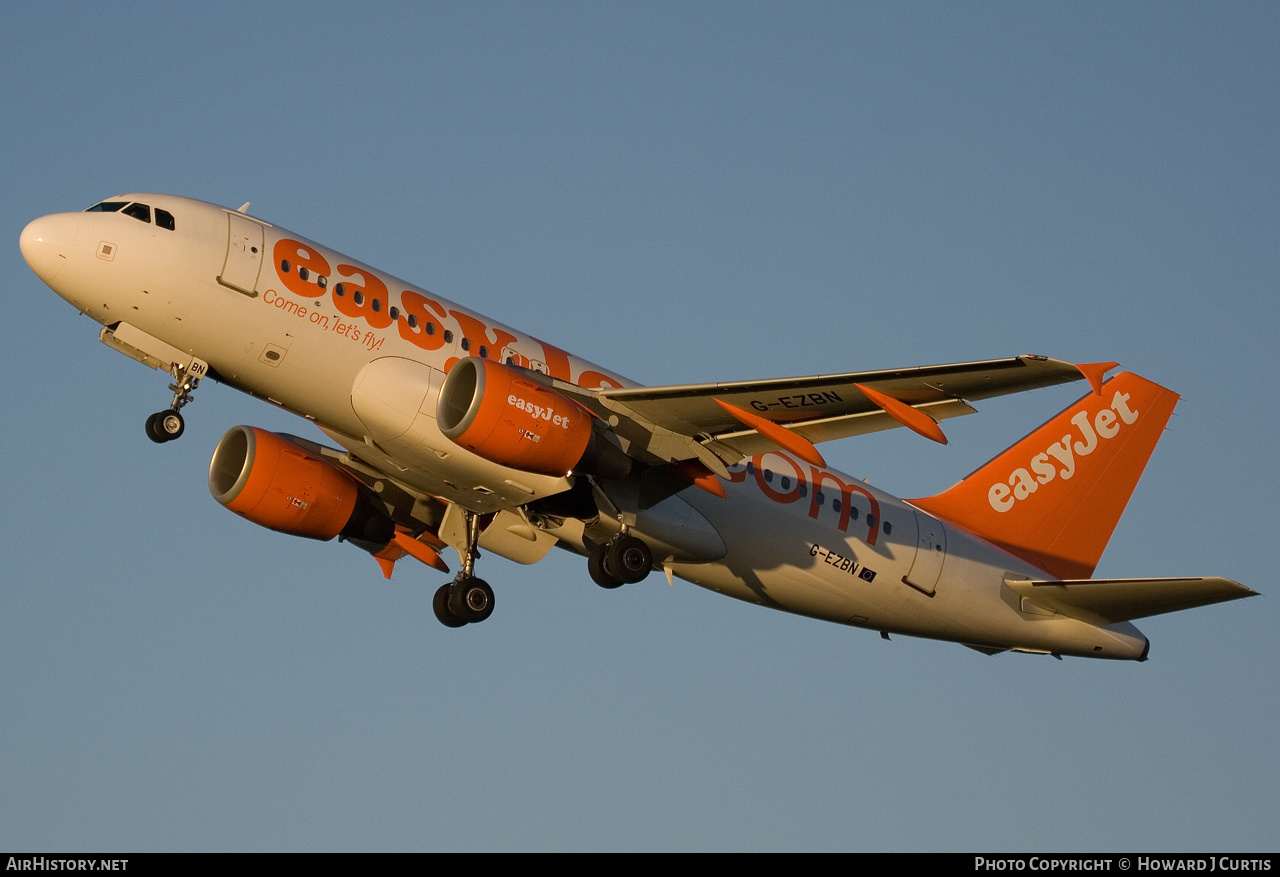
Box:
[155,208,176,231]
[85,201,127,213]
[122,202,151,223]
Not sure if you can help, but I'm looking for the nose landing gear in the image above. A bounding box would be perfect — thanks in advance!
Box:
[145,358,206,444]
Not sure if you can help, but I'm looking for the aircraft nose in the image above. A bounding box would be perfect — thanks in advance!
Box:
[20,213,77,283]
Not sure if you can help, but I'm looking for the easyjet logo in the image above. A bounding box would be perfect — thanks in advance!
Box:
[508,394,573,428]
[988,390,1140,512]
[269,237,625,390]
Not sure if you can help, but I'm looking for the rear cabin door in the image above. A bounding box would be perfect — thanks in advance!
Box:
[904,509,948,595]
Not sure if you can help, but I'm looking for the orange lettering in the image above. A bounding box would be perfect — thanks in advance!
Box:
[578,370,625,390]
[536,339,573,381]
[273,238,332,299]
[334,264,393,330]
[808,467,880,543]
[755,453,805,504]
[450,311,517,362]
[397,290,449,351]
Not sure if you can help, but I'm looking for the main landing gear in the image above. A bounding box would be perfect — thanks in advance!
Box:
[145,358,207,444]
[587,532,653,589]
[433,510,496,627]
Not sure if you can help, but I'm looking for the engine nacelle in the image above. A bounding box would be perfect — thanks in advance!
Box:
[208,426,392,545]
[437,357,598,477]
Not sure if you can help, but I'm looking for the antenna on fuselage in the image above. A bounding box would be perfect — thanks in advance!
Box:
[237,202,250,213]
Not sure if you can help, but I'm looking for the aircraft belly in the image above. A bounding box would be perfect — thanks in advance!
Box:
[677,480,922,626]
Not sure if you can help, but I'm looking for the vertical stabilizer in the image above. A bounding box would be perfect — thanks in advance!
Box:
[911,372,1179,579]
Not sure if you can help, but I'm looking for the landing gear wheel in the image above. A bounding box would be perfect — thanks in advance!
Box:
[588,545,625,589]
[433,583,467,628]
[606,535,652,584]
[145,409,184,443]
[448,576,495,624]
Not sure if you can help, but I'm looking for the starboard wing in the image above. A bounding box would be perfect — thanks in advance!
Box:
[543,355,1089,475]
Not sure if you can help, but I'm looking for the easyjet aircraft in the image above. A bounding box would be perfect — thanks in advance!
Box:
[20,194,1255,659]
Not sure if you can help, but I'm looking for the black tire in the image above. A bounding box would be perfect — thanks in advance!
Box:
[153,409,184,442]
[588,545,625,589]
[607,535,652,584]
[448,576,495,624]
[433,583,467,628]
[145,412,165,443]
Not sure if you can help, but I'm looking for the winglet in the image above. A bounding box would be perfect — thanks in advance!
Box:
[1075,361,1119,396]
[714,398,827,468]
[854,383,948,444]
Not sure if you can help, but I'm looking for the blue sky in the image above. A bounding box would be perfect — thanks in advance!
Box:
[2,2,1276,851]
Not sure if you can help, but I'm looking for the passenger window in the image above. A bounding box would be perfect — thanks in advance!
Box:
[85,201,127,213]
[155,208,176,230]
[122,203,151,223]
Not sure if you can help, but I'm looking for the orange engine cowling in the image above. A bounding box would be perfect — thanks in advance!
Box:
[208,426,391,545]
[437,357,596,477]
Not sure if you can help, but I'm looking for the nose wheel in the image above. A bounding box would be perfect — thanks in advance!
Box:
[145,358,206,444]
[145,409,185,443]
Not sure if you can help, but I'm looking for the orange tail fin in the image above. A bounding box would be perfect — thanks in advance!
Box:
[911,372,1179,579]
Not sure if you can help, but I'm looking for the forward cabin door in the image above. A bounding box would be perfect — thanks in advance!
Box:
[218,213,265,295]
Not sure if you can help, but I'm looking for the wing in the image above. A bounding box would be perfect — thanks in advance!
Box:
[543,355,1092,476]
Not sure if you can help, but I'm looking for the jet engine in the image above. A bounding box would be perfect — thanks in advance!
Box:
[437,357,630,479]
[208,426,394,549]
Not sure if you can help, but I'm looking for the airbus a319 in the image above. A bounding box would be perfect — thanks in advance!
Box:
[19,194,1255,659]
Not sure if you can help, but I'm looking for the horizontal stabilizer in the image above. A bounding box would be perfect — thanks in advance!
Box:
[1004,576,1258,623]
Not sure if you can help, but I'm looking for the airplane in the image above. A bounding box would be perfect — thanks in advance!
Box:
[19,193,1256,659]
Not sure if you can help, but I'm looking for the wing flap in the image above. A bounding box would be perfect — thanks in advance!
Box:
[1004,576,1258,623]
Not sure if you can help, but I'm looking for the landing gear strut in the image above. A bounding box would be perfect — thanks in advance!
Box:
[588,532,653,589]
[145,358,207,444]
[433,509,496,627]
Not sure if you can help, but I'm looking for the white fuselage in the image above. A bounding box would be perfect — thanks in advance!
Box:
[21,194,1149,659]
